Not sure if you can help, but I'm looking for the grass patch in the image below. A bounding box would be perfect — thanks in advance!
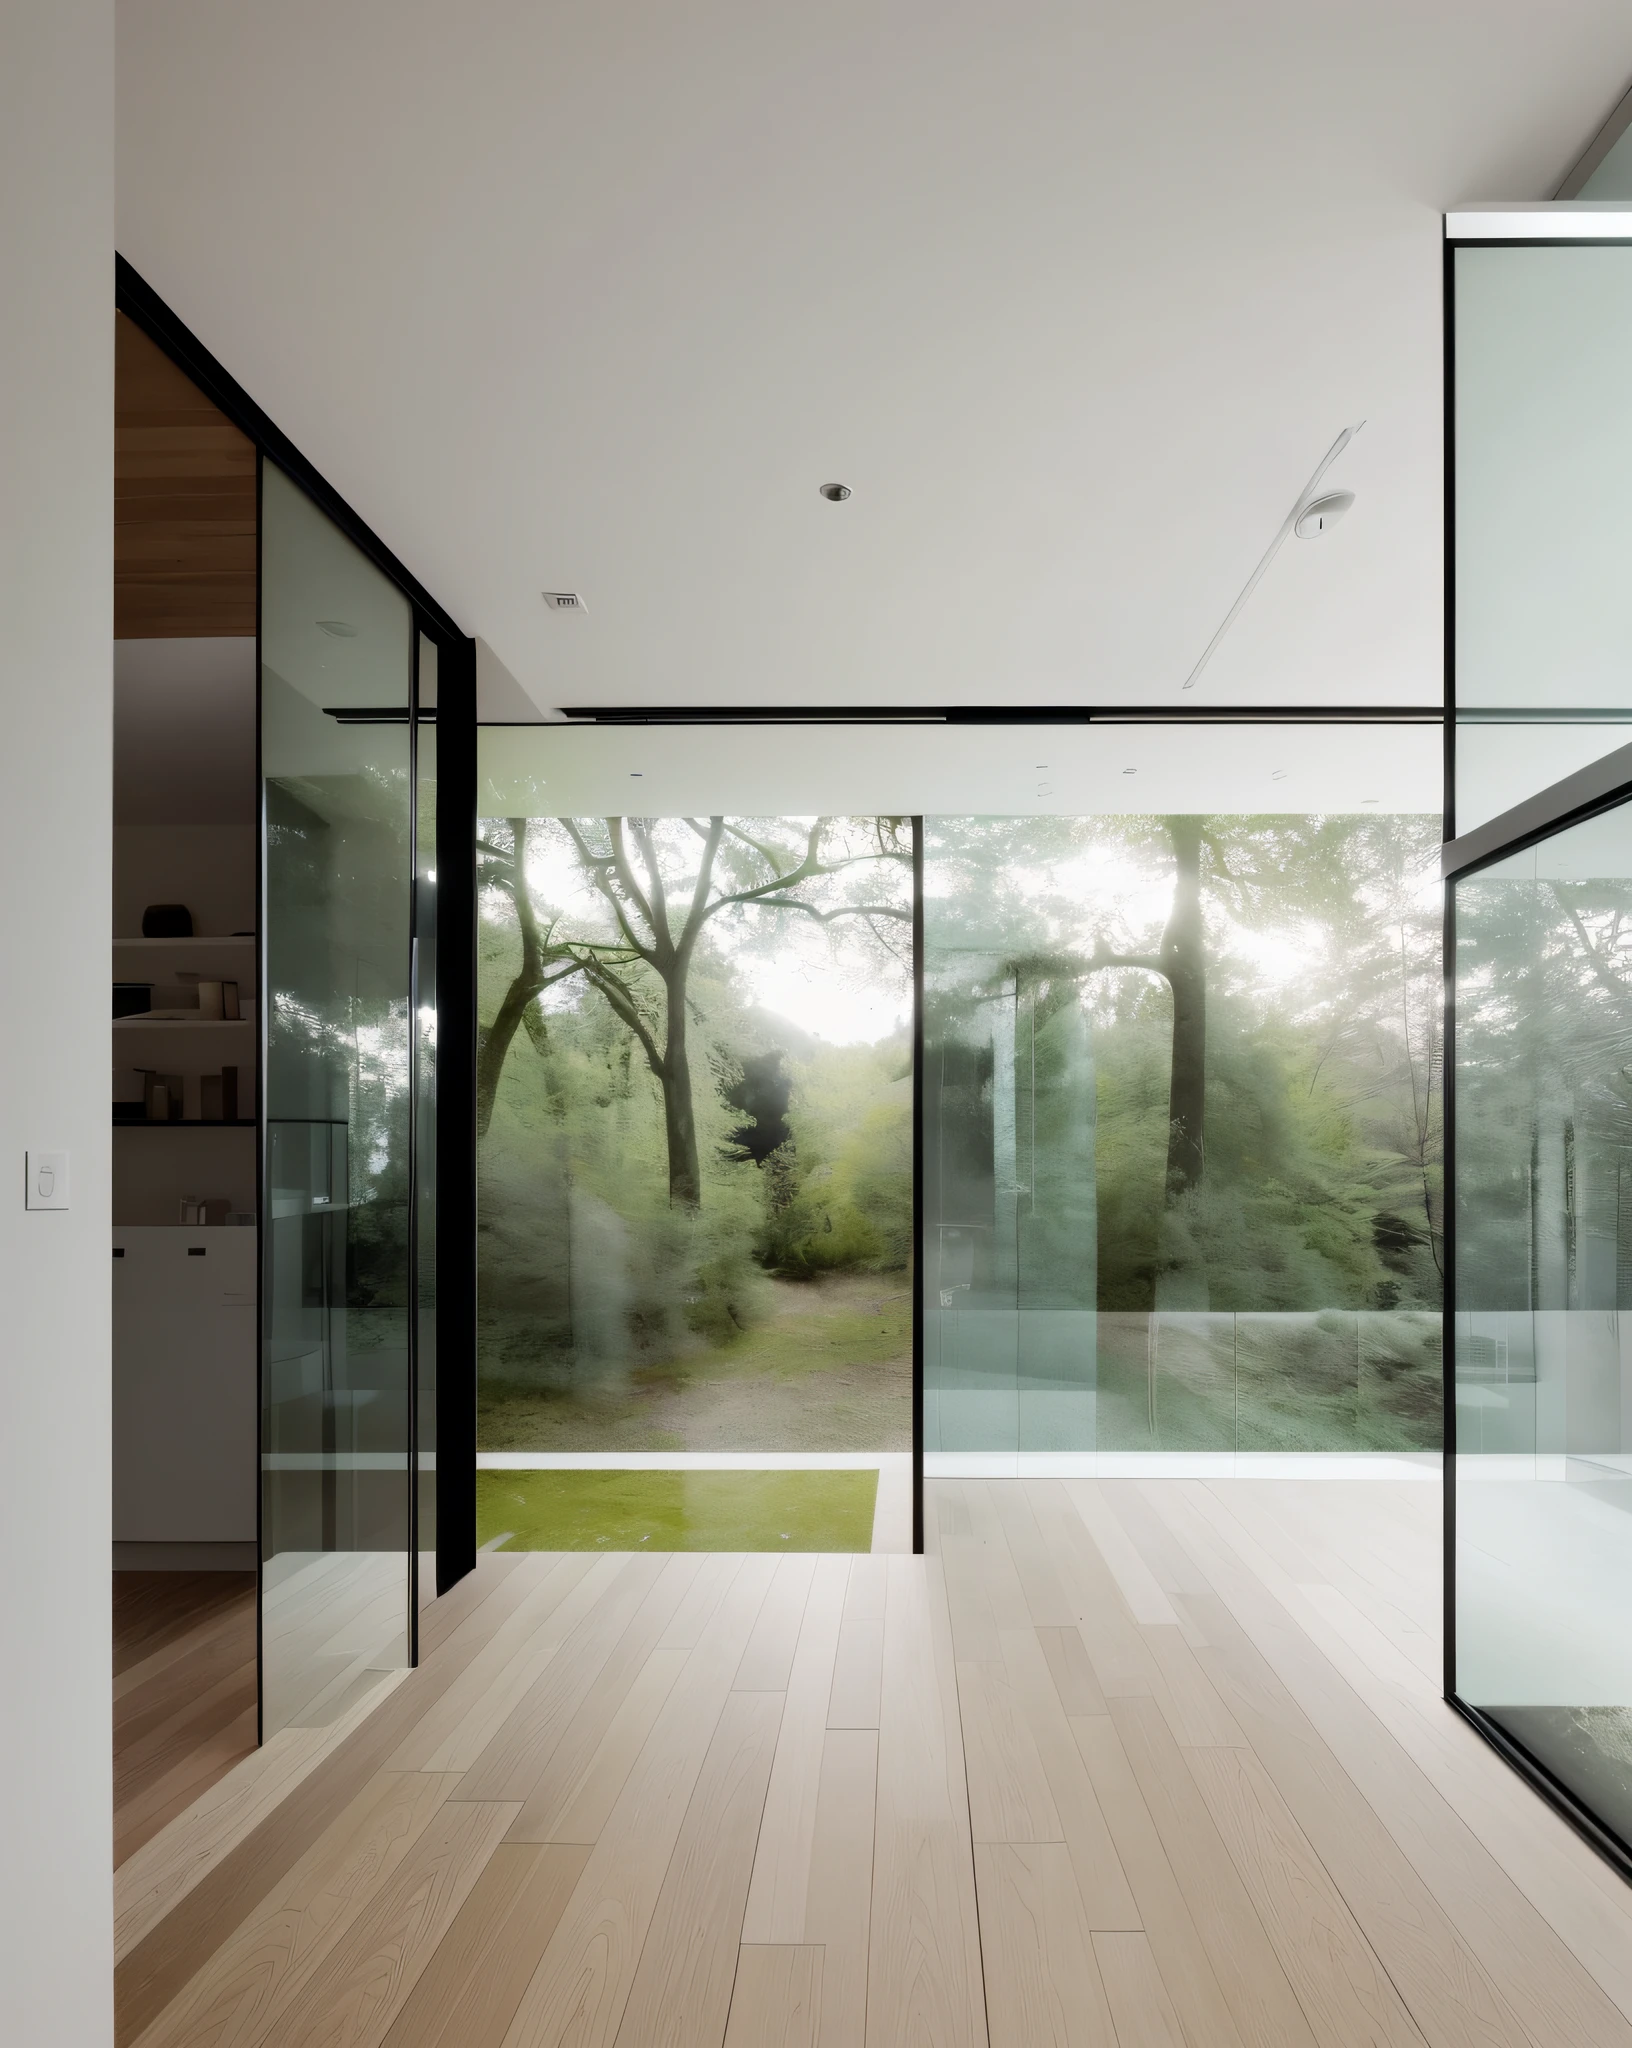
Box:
[477,1467,878,1552]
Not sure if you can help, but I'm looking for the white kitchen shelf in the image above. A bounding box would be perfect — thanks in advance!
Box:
[113,1016,255,1031]
[114,935,255,949]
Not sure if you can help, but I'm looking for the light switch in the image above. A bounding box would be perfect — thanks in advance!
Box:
[26,1150,68,1210]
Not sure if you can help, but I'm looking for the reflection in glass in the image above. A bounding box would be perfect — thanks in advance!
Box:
[1454,807,1632,1851]
[1454,243,1632,826]
[922,813,1443,1466]
[261,463,415,1735]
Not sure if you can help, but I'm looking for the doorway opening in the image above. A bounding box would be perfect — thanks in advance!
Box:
[112,310,259,1861]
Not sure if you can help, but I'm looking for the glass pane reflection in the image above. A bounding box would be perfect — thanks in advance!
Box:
[261,463,415,1736]
[1454,804,1632,1849]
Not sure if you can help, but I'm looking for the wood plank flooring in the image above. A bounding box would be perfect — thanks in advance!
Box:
[114,1572,257,1871]
[114,1484,1632,2048]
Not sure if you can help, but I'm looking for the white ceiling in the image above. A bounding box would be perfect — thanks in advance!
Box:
[115,2,1632,717]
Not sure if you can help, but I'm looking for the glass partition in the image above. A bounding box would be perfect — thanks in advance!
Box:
[1453,240,1632,832]
[260,462,424,1735]
[415,635,438,1591]
[1452,801,1632,1863]
[921,806,1444,1469]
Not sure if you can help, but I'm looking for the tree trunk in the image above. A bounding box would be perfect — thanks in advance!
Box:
[477,818,548,1137]
[659,965,703,1208]
[1160,815,1206,1199]
[478,978,541,1136]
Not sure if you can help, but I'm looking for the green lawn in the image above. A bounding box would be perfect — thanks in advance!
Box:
[476,1467,878,1552]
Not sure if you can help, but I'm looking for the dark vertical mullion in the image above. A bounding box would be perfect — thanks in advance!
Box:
[1442,235,1458,1705]
[912,816,925,1555]
[406,630,421,1663]
[1442,876,1457,1702]
[436,634,478,1594]
[254,450,266,1747]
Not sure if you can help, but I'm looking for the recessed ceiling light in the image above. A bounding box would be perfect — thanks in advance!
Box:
[818,482,852,502]
[1271,769,1288,781]
[542,590,587,614]
[630,772,643,778]
[317,619,358,637]
[1362,797,1379,805]
[1122,767,1137,776]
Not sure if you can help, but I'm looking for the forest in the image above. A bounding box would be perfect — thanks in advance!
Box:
[475,808,1443,1454]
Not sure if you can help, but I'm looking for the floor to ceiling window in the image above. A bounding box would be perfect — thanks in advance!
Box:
[476,719,1440,1553]
[923,774,1443,1472]
[476,797,913,1552]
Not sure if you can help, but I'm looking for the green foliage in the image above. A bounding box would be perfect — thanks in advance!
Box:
[758,1046,911,1277]
[477,818,912,1398]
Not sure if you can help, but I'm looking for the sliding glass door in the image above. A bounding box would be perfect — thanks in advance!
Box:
[260,462,433,1736]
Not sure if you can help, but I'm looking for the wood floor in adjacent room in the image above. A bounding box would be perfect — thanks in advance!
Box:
[114,1572,258,1872]
[113,1482,1632,2047]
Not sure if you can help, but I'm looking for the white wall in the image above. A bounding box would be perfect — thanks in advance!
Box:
[0,4,114,2041]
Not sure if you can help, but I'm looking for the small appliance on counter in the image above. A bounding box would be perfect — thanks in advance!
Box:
[141,903,193,937]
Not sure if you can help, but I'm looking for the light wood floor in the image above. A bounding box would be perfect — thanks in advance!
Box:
[114,1482,1632,2047]
[114,1572,258,1872]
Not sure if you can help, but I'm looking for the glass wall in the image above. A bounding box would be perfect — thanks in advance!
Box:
[474,767,912,1552]
[1453,237,1632,834]
[477,722,1441,1544]
[922,807,1444,1468]
[260,463,430,1735]
[1452,803,1632,1858]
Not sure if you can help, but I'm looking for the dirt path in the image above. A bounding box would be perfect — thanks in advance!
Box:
[479,1271,912,1452]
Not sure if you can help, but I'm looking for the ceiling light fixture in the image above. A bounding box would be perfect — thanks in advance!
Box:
[1271,769,1288,781]
[1295,491,1355,539]
[317,619,358,637]
[543,590,587,614]
[1181,420,1365,690]
[818,482,852,502]
[1122,767,1138,776]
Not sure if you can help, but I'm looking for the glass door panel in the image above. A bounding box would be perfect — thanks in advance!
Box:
[260,462,416,1736]
[415,633,438,1592]
[1453,799,1632,1856]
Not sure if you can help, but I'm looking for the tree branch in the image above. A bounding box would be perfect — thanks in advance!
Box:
[580,958,665,1079]
[559,817,657,960]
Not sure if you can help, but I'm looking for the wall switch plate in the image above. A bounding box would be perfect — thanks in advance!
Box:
[26,1150,68,1210]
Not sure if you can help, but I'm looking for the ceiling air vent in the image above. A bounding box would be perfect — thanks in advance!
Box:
[542,590,587,614]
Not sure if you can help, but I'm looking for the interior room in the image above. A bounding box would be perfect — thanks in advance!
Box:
[18,9,1632,2048]
[111,316,260,1863]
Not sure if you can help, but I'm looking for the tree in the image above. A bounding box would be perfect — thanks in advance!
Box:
[488,815,911,1208]
[475,818,602,1136]
[1082,815,1207,1199]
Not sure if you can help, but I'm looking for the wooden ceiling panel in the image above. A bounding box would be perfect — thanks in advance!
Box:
[116,312,256,638]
